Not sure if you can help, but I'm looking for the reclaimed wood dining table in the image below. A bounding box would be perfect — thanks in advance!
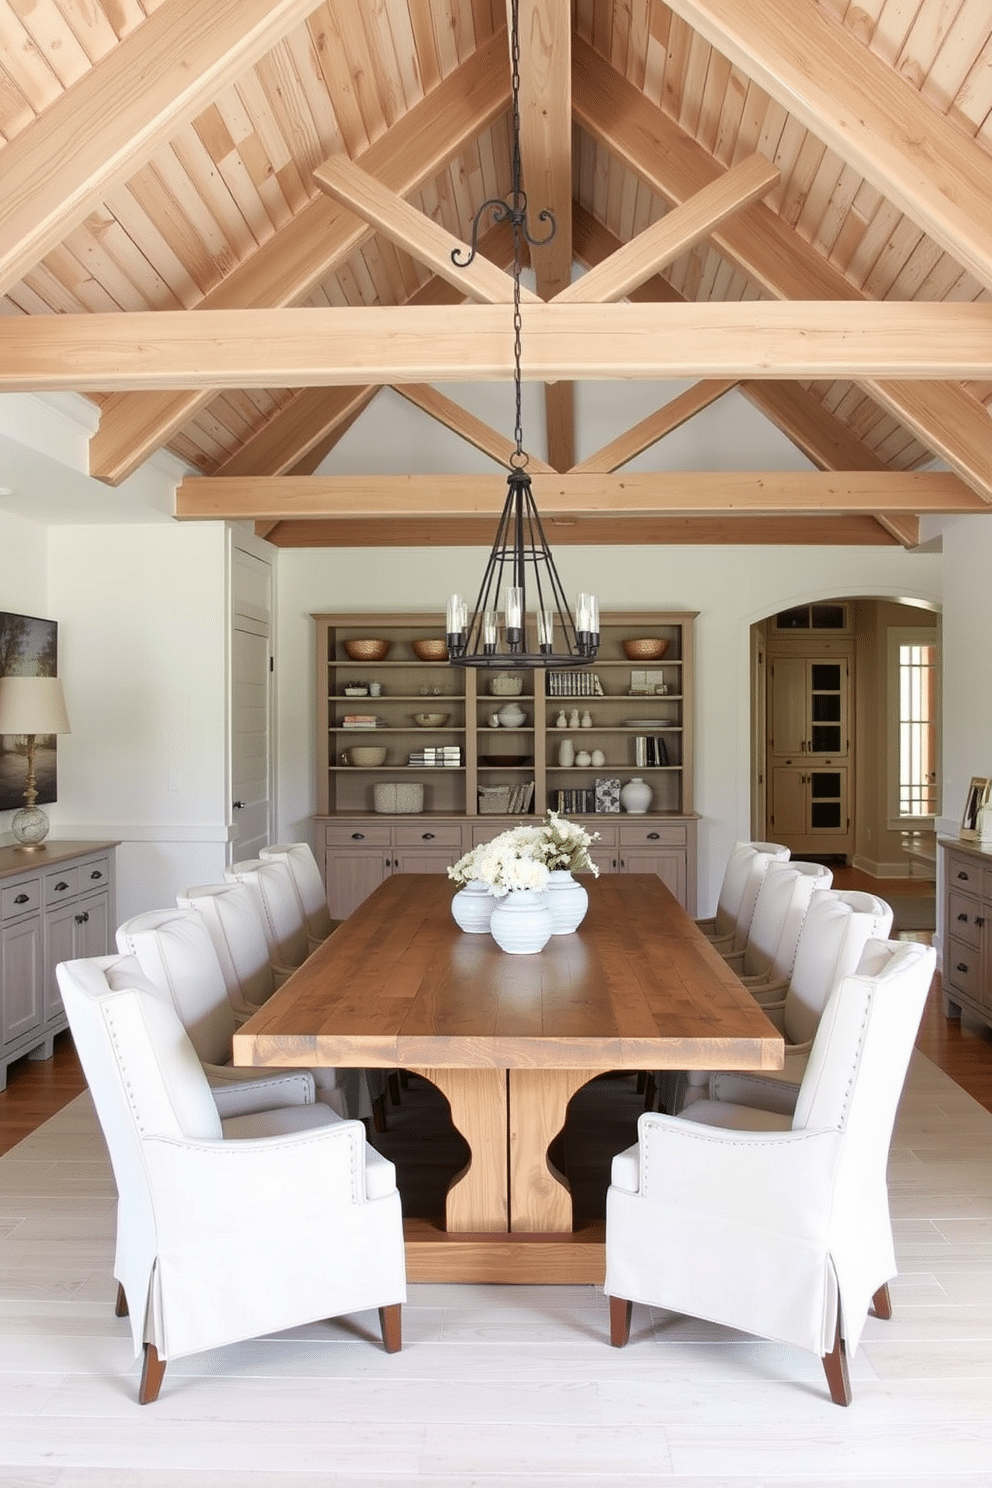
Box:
[232,872,783,1284]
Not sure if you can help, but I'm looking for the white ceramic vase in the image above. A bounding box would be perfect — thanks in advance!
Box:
[620,776,653,814]
[545,870,588,934]
[489,890,553,954]
[451,879,497,933]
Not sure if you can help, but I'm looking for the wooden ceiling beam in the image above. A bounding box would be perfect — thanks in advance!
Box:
[258,514,899,548]
[666,0,992,297]
[174,470,983,521]
[392,385,556,474]
[87,29,511,486]
[574,39,992,504]
[0,0,323,299]
[571,380,739,473]
[8,302,992,391]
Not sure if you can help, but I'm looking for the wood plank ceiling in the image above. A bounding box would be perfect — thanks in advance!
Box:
[2,0,992,548]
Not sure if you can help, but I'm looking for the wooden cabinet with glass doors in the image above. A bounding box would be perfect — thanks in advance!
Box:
[312,611,697,917]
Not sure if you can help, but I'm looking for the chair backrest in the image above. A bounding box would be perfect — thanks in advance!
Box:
[224,857,310,968]
[260,842,334,940]
[739,859,833,978]
[115,907,237,1067]
[794,938,935,1139]
[784,889,894,1047]
[709,841,779,939]
[723,841,791,953]
[177,881,276,1009]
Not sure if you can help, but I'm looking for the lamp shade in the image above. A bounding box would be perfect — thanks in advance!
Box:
[0,675,71,736]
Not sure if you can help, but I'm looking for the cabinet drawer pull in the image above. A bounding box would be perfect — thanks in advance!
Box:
[956,961,969,973]
[422,831,436,840]
[957,870,970,880]
[13,892,29,904]
[957,912,969,921]
[54,880,69,893]
[351,832,366,840]
[89,869,103,880]
[977,916,986,929]
[647,831,660,840]
[75,911,90,925]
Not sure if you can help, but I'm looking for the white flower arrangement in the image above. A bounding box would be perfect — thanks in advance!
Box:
[448,812,600,897]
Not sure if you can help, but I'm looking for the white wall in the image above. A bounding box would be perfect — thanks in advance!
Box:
[275,541,942,915]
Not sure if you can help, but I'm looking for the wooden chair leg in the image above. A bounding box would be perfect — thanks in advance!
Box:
[379,1303,402,1354]
[138,1343,167,1404]
[388,1071,402,1106]
[821,1320,852,1406]
[114,1283,129,1318]
[870,1281,892,1320]
[609,1295,632,1348]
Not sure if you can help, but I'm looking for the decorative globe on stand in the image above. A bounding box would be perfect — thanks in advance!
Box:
[11,804,51,849]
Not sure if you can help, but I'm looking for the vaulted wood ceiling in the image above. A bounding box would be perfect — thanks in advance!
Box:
[3,0,992,548]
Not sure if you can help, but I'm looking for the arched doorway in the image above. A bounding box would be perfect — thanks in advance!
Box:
[751,596,941,878]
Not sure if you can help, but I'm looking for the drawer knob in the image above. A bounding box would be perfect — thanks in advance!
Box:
[89,869,103,880]
[422,831,436,840]
[957,911,969,922]
[956,961,969,973]
[13,892,29,905]
[977,916,986,929]
[75,911,90,925]
[647,831,660,841]
[54,880,69,892]
[351,832,366,840]
[957,870,970,880]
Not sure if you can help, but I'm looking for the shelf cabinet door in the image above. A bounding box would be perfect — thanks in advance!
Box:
[620,848,687,905]
[769,655,849,760]
[324,850,392,920]
[0,915,43,1046]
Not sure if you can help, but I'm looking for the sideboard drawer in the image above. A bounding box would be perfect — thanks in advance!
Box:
[946,936,982,1002]
[44,867,79,903]
[323,823,393,848]
[619,822,688,848]
[1,880,40,921]
[948,890,982,949]
[394,823,463,848]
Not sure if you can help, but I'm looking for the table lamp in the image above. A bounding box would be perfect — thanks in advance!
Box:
[0,675,71,851]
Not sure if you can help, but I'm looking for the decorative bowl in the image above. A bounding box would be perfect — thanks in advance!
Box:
[411,638,448,661]
[343,638,390,661]
[414,712,450,727]
[490,673,523,696]
[347,746,387,767]
[373,782,425,814]
[622,637,670,660]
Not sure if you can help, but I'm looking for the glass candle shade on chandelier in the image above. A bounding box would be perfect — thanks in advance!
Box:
[0,674,71,851]
[445,0,598,672]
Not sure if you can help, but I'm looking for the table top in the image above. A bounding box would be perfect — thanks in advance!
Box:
[233,873,783,1074]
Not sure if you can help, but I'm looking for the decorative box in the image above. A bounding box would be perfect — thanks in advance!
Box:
[373,782,425,814]
[595,777,620,813]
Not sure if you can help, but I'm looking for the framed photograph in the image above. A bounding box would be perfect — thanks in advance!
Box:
[960,776,990,838]
[0,611,60,812]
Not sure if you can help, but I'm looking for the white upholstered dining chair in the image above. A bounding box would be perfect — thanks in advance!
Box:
[605,938,936,1405]
[720,858,833,988]
[224,855,311,975]
[115,905,349,1117]
[698,841,791,954]
[56,953,406,1403]
[260,841,341,949]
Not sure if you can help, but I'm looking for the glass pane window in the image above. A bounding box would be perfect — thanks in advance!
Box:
[896,642,939,818]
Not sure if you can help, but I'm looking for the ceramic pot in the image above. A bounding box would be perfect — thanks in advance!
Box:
[558,737,575,767]
[545,870,588,934]
[620,776,653,814]
[451,879,497,933]
[497,702,526,728]
[489,890,553,954]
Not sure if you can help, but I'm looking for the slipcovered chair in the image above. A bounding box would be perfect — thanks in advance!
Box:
[605,939,936,1405]
[700,842,791,955]
[116,906,348,1118]
[721,859,833,988]
[56,954,405,1404]
[671,888,893,1115]
[260,841,342,951]
[225,856,310,976]
[177,882,378,1123]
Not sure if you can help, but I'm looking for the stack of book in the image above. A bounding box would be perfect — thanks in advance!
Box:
[505,780,535,814]
[408,746,462,768]
[552,786,597,814]
[545,670,604,697]
[341,714,383,729]
[634,735,670,766]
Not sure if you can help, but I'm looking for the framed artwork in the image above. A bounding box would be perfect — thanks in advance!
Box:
[960,776,990,839]
[0,611,59,812]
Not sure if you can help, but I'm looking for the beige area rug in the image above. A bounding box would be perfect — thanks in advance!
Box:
[0,1057,991,1486]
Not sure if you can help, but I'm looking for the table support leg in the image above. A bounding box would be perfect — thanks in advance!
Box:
[408,1067,509,1233]
[508,1068,609,1233]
